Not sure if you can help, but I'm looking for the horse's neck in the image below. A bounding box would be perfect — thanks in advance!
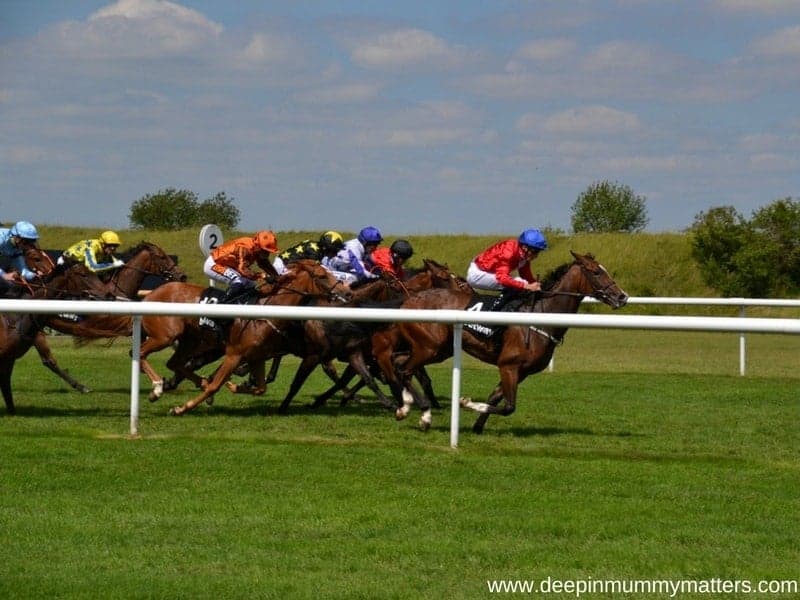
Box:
[112,250,150,298]
[538,266,586,315]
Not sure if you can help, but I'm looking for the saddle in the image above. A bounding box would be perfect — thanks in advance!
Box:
[462,291,532,339]
[198,286,259,335]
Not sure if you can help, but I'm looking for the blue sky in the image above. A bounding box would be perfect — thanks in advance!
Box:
[2,0,799,235]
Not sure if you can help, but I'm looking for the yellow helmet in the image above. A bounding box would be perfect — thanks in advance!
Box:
[100,230,121,246]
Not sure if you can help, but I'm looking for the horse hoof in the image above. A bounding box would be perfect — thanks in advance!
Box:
[225,382,239,394]
[419,419,430,432]
[169,407,181,416]
[200,378,210,390]
[459,396,471,407]
[148,392,160,403]
[395,408,407,421]
[78,386,91,394]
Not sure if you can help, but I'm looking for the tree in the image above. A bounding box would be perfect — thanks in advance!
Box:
[129,188,240,230]
[690,198,800,297]
[196,192,241,229]
[570,180,648,233]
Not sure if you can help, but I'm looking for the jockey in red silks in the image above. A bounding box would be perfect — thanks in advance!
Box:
[367,239,413,280]
[467,228,548,310]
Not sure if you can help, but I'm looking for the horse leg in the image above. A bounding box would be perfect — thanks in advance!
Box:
[34,331,90,393]
[462,367,520,434]
[0,361,15,414]
[343,351,394,409]
[464,384,503,434]
[312,363,356,408]
[392,354,433,430]
[265,357,281,384]
[278,355,320,413]
[170,352,243,415]
[139,335,178,401]
[414,366,439,409]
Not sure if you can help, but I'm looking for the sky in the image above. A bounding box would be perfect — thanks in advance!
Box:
[1,0,799,236]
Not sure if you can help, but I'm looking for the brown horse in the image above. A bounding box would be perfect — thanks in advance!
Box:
[273,272,409,412]
[168,261,348,415]
[43,241,185,300]
[136,261,343,401]
[0,248,90,414]
[308,258,471,408]
[387,251,628,432]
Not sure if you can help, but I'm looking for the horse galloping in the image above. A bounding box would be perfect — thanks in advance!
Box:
[389,251,628,432]
[168,261,349,415]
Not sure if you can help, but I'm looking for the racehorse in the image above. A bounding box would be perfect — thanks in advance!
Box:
[33,241,185,338]
[308,258,471,408]
[388,251,628,432]
[137,263,332,401]
[273,272,409,413]
[0,248,90,414]
[168,261,348,415]
[43,241,185,300]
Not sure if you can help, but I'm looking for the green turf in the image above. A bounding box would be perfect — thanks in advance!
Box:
[1,333,798,599]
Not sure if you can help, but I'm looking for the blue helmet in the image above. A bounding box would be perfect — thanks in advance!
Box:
[518,228,547,250]
[10,220,39,240]
[357,226,383,245]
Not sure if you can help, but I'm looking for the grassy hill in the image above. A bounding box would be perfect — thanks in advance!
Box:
[36,226,796,316]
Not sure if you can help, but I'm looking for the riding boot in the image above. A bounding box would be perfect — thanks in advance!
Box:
[491,289,519,311]
[222,283,249,304]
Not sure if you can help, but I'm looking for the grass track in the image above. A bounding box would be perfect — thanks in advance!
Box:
[1,333,798,598]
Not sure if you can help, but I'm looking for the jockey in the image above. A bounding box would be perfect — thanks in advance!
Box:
[0,221,42,285]
[467,228,548,311]
[58,230,125,276]
[367,239,414,280]
[203,230,280,302]
[273,231,344,275]
[326,226,383,285]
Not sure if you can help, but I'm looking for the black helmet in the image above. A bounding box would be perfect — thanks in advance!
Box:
[390,239,413,259]
[318,230,344,252]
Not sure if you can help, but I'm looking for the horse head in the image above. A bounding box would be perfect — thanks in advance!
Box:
[422,258,470,292]
[569,250,628,308]
[23,246,56,278]
[125,242,187,282]
[277,260,352,303]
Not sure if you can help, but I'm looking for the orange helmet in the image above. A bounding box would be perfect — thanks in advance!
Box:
[254,230,278,252]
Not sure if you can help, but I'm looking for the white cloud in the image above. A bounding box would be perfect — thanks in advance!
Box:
[539,105,642,135]
[239,32,301,65]
[51,0,222,58]
[750,25,800,57]
[350,28,467,70]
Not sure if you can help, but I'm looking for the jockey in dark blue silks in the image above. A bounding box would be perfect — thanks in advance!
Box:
[325,226,383,285]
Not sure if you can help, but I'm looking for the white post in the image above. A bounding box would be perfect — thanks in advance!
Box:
[450,323,463,449]
[130,315,142,437]
[739,306,746,376]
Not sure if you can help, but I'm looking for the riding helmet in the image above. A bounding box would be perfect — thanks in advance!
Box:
[254,230,279,253]
[518,228,548,251]
[10,221,40,240]
[357,226,383,245]
[390,239,413,260]
[318,231,344,252]
[100,230,122,246]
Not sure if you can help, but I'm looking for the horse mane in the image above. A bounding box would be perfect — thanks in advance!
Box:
[120,241,153,259]
[540,262,573,291]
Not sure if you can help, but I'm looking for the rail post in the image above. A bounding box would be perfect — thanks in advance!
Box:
[130,315,142,437]
[450,323,463,449]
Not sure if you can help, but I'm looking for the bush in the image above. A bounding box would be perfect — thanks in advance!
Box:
[129,188,240,230]
[690,198,800,297]
[570,180,648,233]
